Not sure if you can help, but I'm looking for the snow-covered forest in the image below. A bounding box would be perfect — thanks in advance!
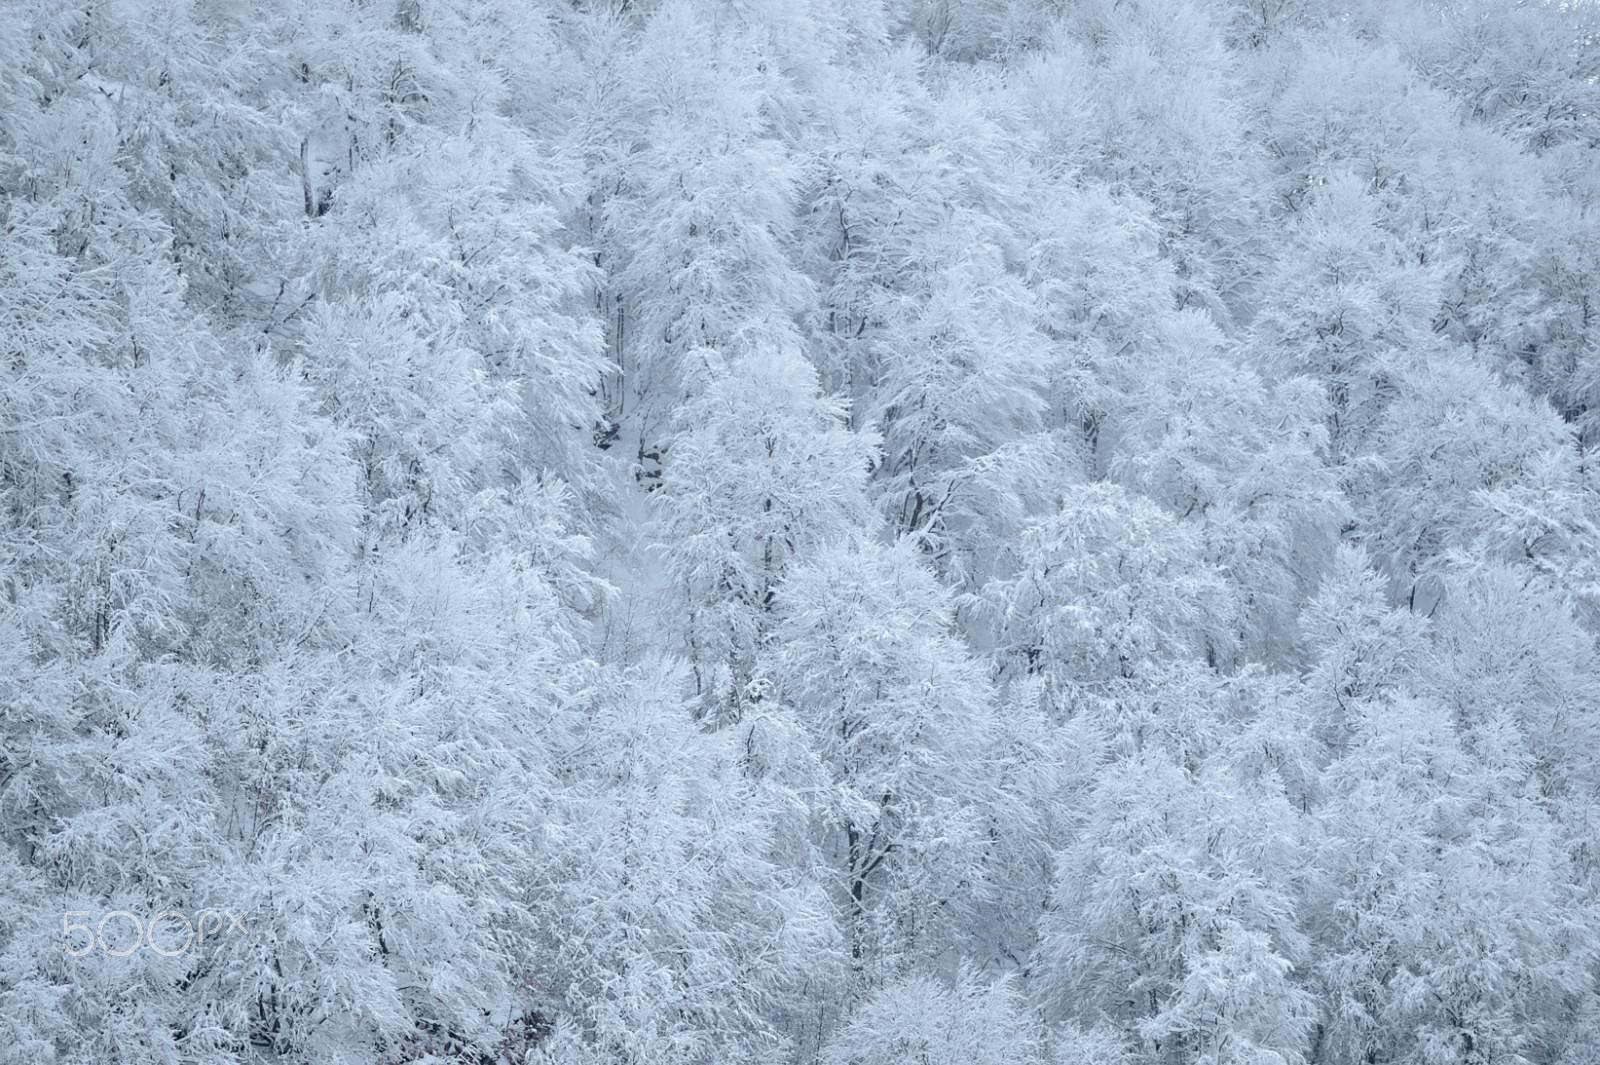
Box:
[3,1,1600,1062]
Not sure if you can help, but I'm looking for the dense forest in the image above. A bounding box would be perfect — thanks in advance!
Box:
[3,1,1600,1063]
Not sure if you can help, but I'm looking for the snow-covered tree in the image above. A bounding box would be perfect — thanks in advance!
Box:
[648,348,874,719]
[981,483,1236,709]
[821,971,1043,1065]
[1355,357,1574,600]
[1036,750,1316,1065]
[765,538,1011,983]
[1307,692,1598,1065]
